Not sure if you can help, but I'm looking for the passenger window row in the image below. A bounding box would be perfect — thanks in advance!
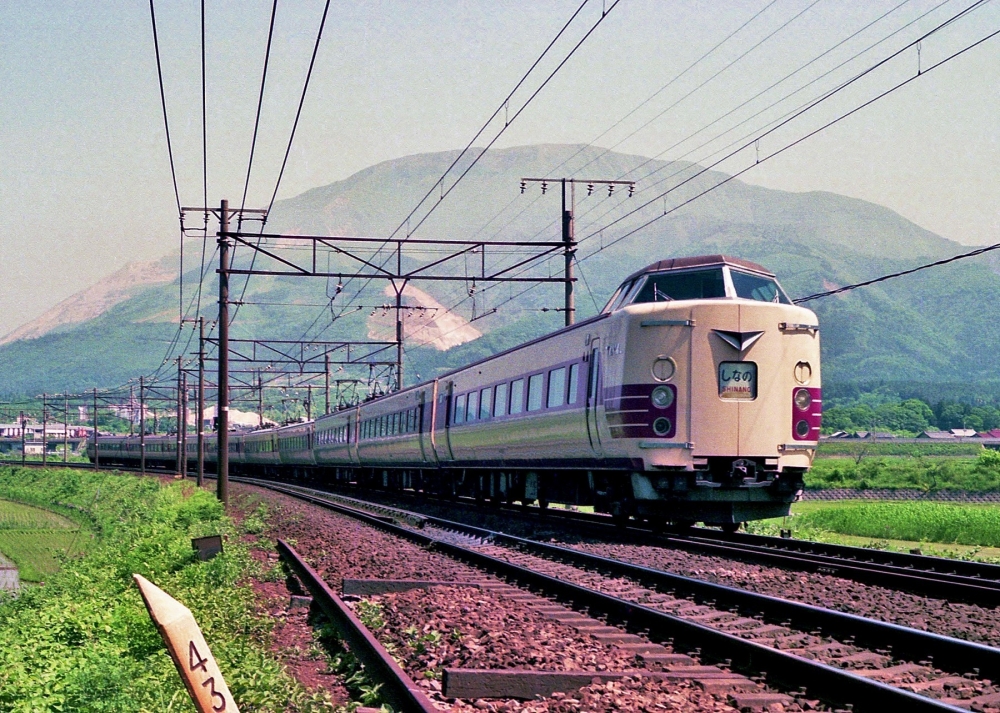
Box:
[360,406,420,441]
[279,435,310,451]
[454,363,580,425]
[317,424,350,445]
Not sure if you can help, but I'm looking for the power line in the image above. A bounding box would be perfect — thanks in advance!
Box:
[229,0,332,329]
[239,0,279,216]
[148,0,183,321]
[302,0,623,345]
[566,0,949,240]
[795,242,1000,303]
[575,0,994,255]
[389,0,594,242]
[399,1,997,349]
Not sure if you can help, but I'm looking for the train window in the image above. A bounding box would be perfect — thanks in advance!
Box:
[467,391,479,422]
[455,394,466,424]
[510,379,524,414]
[567,363,580,404]
[730,270,791,304]
[547,367,566,408]
[527,373,544,412]
[480,387,492,420]
[632,269,726,303]
[494,383,508,417]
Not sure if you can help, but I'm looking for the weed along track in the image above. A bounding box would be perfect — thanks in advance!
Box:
[239,479,1000,712]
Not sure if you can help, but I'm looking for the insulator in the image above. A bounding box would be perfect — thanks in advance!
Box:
[587,183,594,196]
[541,181,547,194]
[520,180,526,194]
[608,185,615,197]
[628,184,635,197]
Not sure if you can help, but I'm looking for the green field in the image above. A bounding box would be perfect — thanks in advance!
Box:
[0,499,85,582]
[806,449,1000,492]
[747,500,1000,561]
[0,466,335,711]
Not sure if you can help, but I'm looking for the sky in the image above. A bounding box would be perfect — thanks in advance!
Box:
[1,0,999,337]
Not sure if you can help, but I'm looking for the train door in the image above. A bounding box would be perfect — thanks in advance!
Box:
[438,380,455,461]
[586,341,604,456]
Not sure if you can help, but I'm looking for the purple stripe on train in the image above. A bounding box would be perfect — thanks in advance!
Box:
[603,383,677,439]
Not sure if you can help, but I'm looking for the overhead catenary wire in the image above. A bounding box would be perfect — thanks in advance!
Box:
[148,0,184,325]
[398,1,998,349]
[300,0,623,348]
[574,0,994,255]
[229,0,332,330]
[434,0,786,276]
[795,242,1000,303]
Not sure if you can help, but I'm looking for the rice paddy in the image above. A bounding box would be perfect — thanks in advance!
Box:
[0,498,86,582]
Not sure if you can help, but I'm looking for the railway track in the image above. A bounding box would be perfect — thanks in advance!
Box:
[237,477,1000,712]
[284,478,1000,607]
[8,459,999,605]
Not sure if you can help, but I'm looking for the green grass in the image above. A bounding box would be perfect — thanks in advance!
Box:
[0,467,337,712]
[817,442,983,457]
[806,450,1000,491]
[0,499,77,530]
[0,531,87,582]
[796,501,1000,547]
[746,500,1000,560]
[0,499,86,582]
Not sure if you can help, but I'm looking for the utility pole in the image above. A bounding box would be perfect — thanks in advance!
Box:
[180,372,188,478]
[520,177,635,326]
[63,395,68,463]
[217,198,230,507]
[306,384,312,421]
[139,376,146,474]
[325,353,331,415]
[176,358,183,475]
[42,394,47,466]
[197,316,205,487]
[93,389,99,471]
[20,410,25,466]
[257,370,263,428]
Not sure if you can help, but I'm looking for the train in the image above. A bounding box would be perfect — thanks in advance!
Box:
[89,255,821,530]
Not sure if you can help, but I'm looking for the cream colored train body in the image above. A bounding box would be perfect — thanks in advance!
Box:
[91,255,820,528]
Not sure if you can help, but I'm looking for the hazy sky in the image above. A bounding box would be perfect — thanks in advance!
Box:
[2,0,999,336]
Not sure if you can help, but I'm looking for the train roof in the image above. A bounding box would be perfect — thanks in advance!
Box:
[622,255,774,284]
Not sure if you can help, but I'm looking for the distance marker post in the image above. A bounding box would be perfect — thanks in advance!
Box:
[133,574,239,713]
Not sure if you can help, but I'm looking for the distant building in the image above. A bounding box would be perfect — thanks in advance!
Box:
[918,431,955,439]
[950,429,978,438]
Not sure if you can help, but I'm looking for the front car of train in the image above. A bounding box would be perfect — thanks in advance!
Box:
[597,255,820,527]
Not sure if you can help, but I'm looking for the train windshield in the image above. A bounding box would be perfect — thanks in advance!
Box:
[632,269,726,303]
[730,270,791,304]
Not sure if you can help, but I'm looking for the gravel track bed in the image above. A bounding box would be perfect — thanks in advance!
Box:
[474,541,1000,710]
[567,541,1000,646]
[236,484,804,712]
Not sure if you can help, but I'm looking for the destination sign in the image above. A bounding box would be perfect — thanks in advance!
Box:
[719,361,757,401]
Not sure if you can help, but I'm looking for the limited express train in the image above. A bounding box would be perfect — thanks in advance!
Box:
[90,255,821,529]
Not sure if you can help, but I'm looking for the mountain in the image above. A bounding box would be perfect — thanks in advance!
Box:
[1,144,997,398]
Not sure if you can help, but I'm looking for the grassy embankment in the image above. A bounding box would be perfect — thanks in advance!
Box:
[742,445,1000,559]
[0,499,83,581]
[0,466,335,712]
[806,446,1000,491]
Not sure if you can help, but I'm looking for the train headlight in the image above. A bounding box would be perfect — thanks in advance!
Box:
[651,386,674,409]
[794,388,812,411]
[795,419,811,438]
[653,417,672,436]
[651,356,676,382]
